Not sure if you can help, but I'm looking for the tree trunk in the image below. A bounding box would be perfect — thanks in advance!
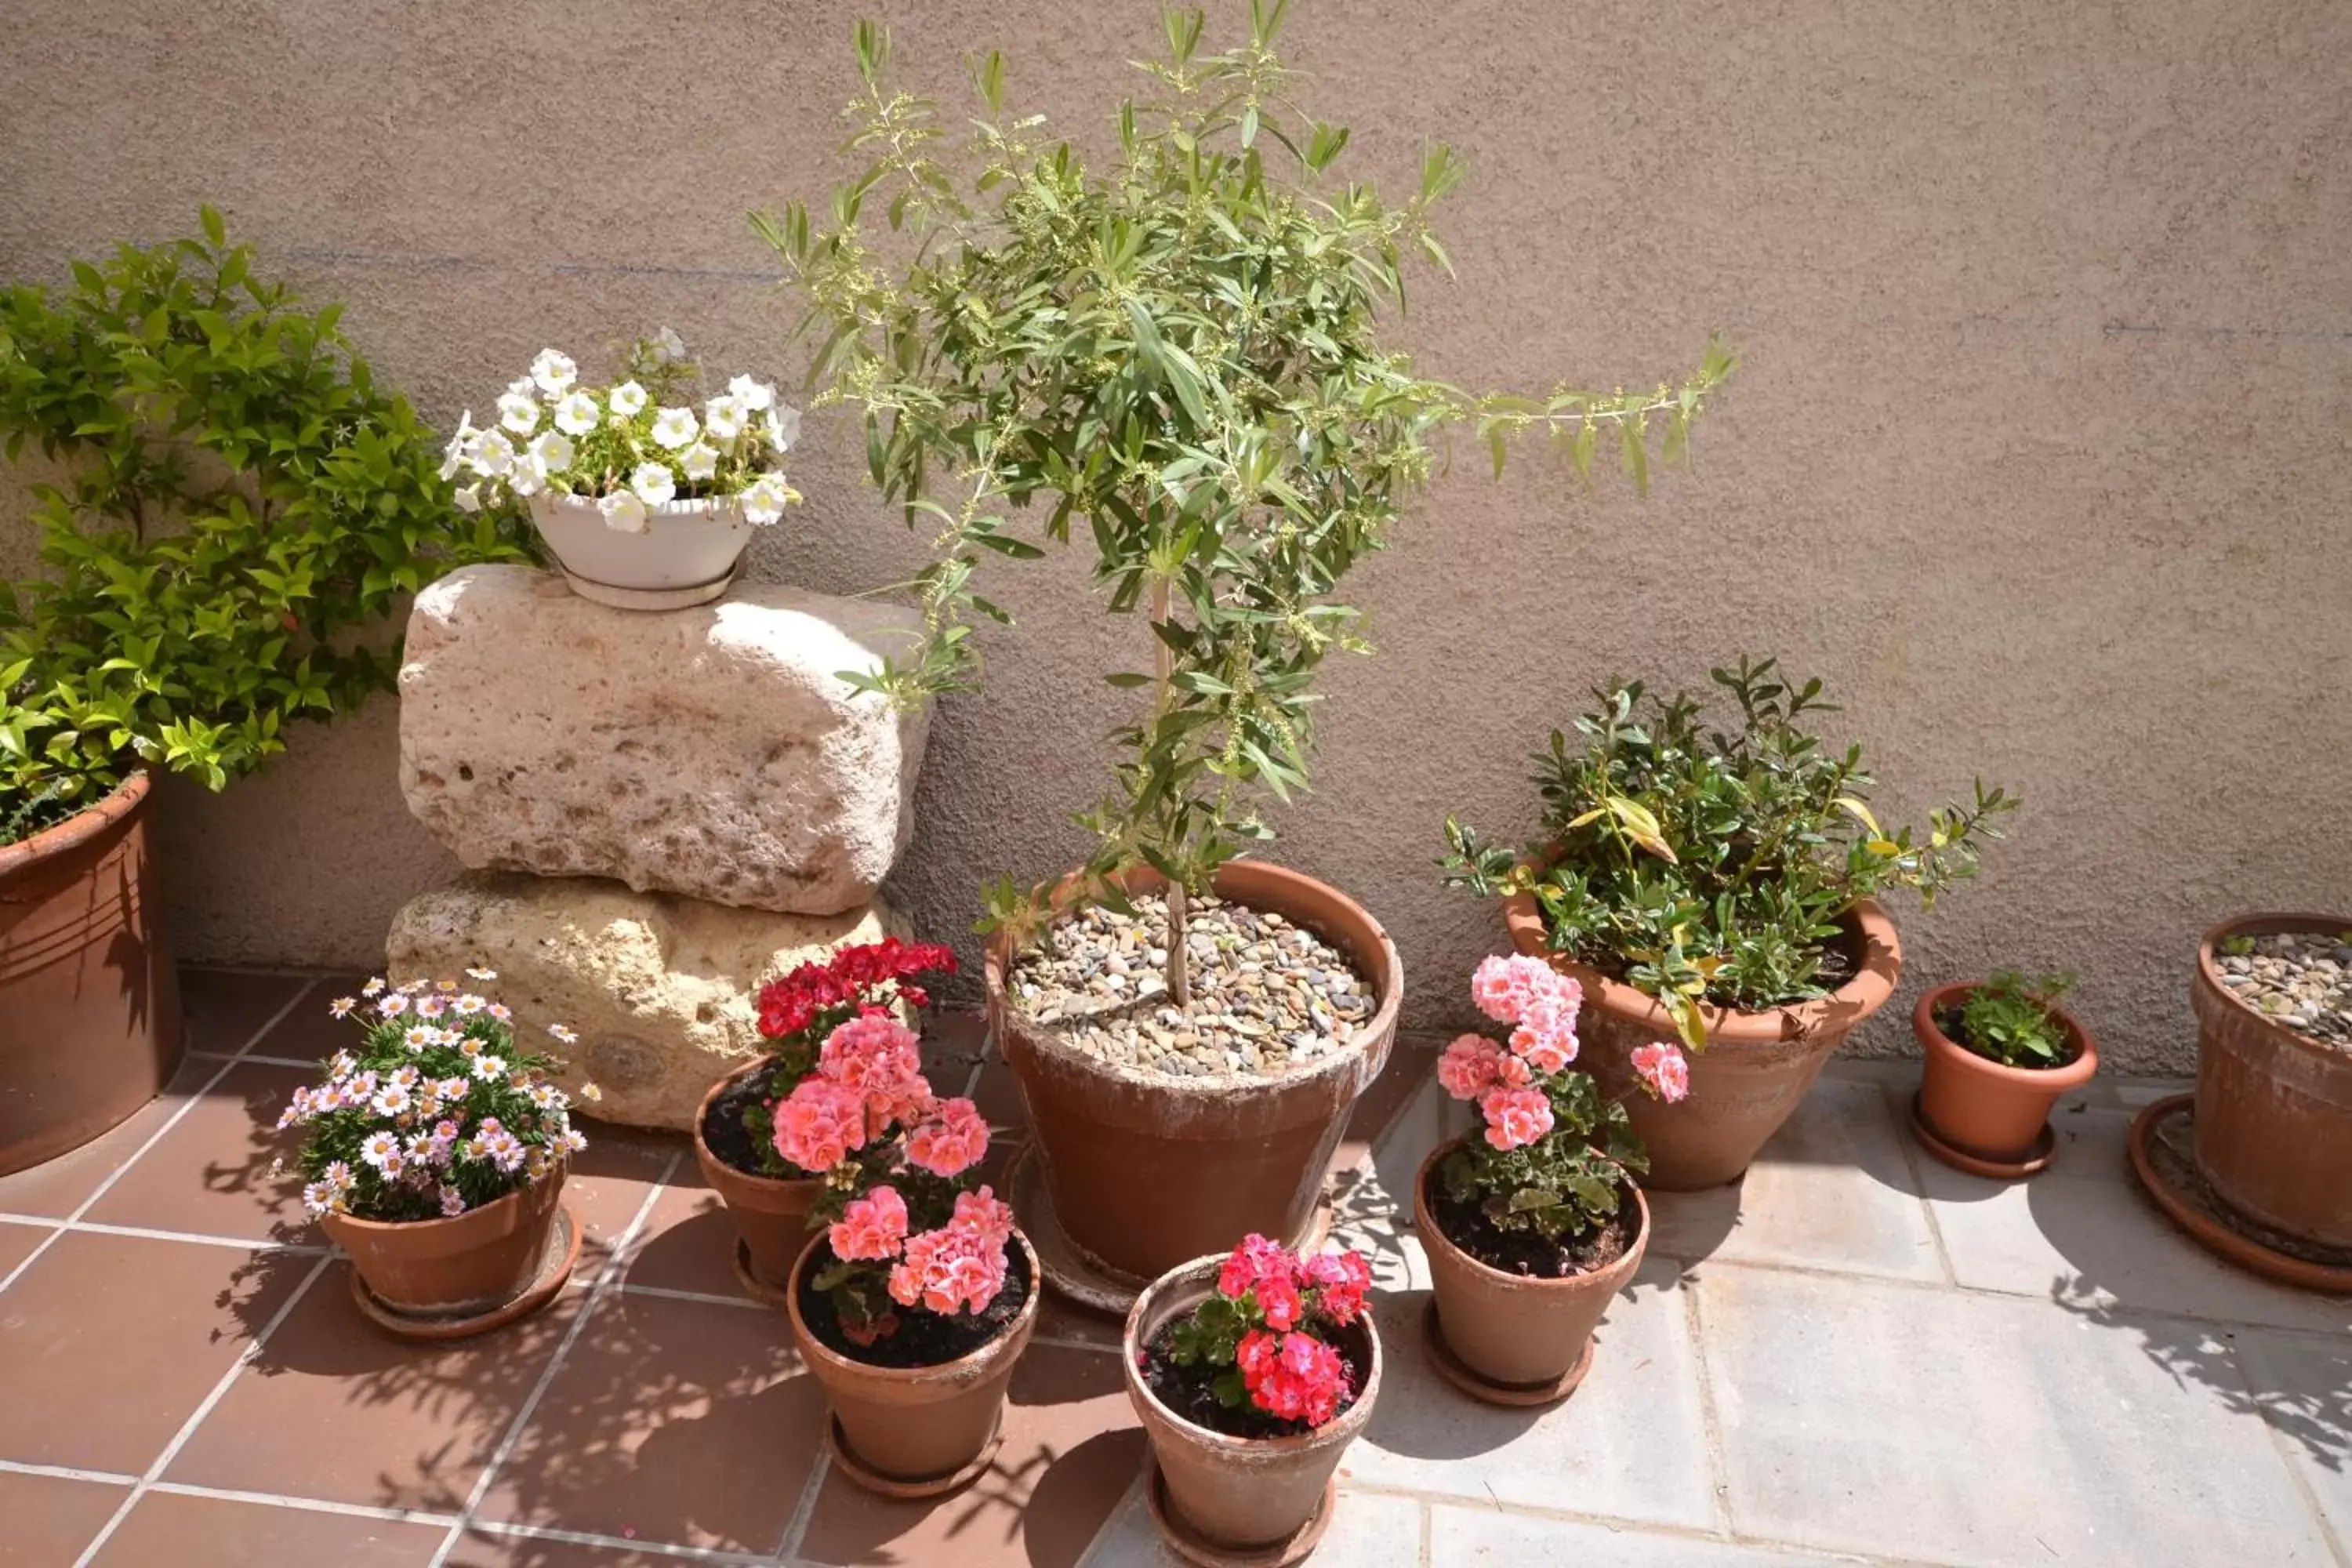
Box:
[1152,575,1191,1006]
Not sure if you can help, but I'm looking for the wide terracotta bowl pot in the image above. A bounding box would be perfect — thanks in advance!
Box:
[1504,893,1901,1190]
[0,771,184,1176]
[692,1058,822,1290]
[987,859,1400,1282]
[1414,1138,1648,1389]
[1123,1252,1380,1552]
[2190,912,2352,1250]
[786,1229,1041,1489]
[1914,983,2097,1163]
[323,1165,568,1316]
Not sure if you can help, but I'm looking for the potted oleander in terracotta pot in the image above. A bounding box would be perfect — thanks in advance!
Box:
[693,937,956,1301]
[1417,955,1652,1404]
[778,1010,1033,1497]
[1446,659,2016,1190]
[275,973,591,1338]
[1125,1235,1378,1565]
[762,11,1730,1295]
[1912,971,2095,1178]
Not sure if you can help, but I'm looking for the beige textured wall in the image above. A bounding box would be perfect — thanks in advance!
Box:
[5,2,2348,1072]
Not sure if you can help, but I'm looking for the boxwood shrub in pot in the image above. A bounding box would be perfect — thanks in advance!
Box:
[759,3,1732,1287]
[1445,658,2016,1189]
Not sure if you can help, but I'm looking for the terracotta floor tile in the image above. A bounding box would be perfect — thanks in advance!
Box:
[163,1261,583,1513]
[562,1120,686,1274]
[443,1530,727,1568]
[180,968,310,1057]
[471,1288,822,1553]
[247,976,374,1062]
[620,1180,754,1301]
[82,1062,318,1243]
[0,1232,314,1472]
[87,1491,447,1567]
[0,1218,56,1278]
[0,1056,216,1220]
[0,1468,132,1567]
[797,1345,1145,1568]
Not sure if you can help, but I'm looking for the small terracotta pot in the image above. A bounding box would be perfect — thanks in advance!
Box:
[1123,1252,1381,1555]
[1,771,184,1176]
[988,859,1401,1284]
[787,1229,1040,1493]
[1913,983,2097,1165]
[2190,913,2352,1250]
[1414,1138,1648,1393]
[693,1058,823,1292]
[323,1165,568,1316]
[1504,891,1901,1190]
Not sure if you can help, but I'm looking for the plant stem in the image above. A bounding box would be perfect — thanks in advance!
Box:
[1152,575,1192,1006]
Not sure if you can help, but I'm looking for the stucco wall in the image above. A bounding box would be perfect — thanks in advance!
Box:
[5,1,2347,1073]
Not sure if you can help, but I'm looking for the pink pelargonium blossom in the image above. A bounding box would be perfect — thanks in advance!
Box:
[1301,1249,1372,1326]
[1436,1033,1507,1102]
[1255,1272,1305,1331]
[948,1185,1016,1247]
[887,1225,1011,1316]
[1236,1327,1351,1427]
[902,1096,990,1179]
[1468,953,1561,1025]
[829,1184,910,1262]
[771,1076,869,1174]
[1508,985,1581,1073]
[816,1013,930,1123]
[1631,1041,1692,1104]
[1479,1084,1557,1151]
[1218,1233,1298,1301]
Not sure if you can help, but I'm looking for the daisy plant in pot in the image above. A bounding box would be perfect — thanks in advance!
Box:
[759,2,1733,1297]
[276,972,591,1336]
[773,1009,1035,1497]
[447,330,804,609]
[1420,954,1650,1405]
[1123,1234,1377,1559]
[691,935,958,1298]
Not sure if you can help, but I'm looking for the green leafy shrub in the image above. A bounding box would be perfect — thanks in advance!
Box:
[0,208,534,843]
[1943,971,2077,1069]
[1443,657,2017,1047]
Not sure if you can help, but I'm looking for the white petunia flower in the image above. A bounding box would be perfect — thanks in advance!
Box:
[740,472,797,525]
[679,442,719,481]
[650,406,699,450]
[630,462,677,506]
[528,430,574,476]
[453,485,481,514]
[766,405,803,454]
[469,430,517,477]
[496,391,539,436]
[553,391,600,437]
[654,326,688,363]
[702,395,745,442]
[531,349,578,397]
[608,380,648,418]
[599,491,648,533]
[440,413,479,481]
[727,374,774,412]
[507,458,547,499]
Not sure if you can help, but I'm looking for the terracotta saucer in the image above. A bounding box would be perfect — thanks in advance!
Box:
[1909,1094,2058,1179]
[1421,1299,1595,1407]
[2129,1095,2352,1295]
[824,1412,1002,1500]
[731,1238,795,1312]
[1008,1142,1334,1314]
[1145,1461,1335,1568]
[349,1205,580,1341]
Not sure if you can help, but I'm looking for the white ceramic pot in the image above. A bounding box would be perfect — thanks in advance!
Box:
[528,492,753,610]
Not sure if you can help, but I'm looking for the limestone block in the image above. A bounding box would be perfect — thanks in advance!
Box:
[398,564,927,915]
[385,871,902,1131]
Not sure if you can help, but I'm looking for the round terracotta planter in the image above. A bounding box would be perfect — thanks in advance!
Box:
[1413,1138,1648,1396]
[0,771,185,1176]
[323,1164,568,1316]
[2190,913,2352,1250]
[1913,982,2096,1168]
[986,859,1400,1283]
[693,1058,823,1294]
[1124,1252,1380,1559]
[1503,893,1900,1191]
[786,1228,1041,1494]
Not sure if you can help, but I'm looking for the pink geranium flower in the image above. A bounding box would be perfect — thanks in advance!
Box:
[1218,1232,1297,1299]
[817,1013,928,1123]
[903,1097,990,1178]
[1631,1041,1692,1104]
[1478,1084,1556,1151]
[1436,1033,1506,1101]
[771,1076,869,1172]
[829,1184,910,1261]
[1301,1250,1370,1325]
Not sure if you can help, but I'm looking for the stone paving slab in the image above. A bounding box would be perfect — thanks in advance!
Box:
[1082,1479,1424,1567]
[1426,1507,1874,1566]
[2234,1330,2352,1550]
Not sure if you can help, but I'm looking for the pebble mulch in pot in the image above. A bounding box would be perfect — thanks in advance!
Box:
[2216,931,2352,1047]
[1007,892,1375,1077]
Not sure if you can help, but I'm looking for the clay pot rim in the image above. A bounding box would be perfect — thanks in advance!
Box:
[982,858,1403,1097]
[783,1226,1044,1383]
[1120,1252,1384,1457]
[318,1161,567,1240]
[691,1054,826,1196]
[1502,884,1900,1048]
[2194,912,2352,1067]
[1410,1135,1652,1290]
[1912,982,2100,1091]
[0,768,149,877]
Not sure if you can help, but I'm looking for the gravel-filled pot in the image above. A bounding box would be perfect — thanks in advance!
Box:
[1914,982,2097,1171]
[988,860,1400,1283]
[693,1058,822,1296]
[1414,1138,1648,1399]
[1505,894,1901,1191]
[528,492,753,610]
[2190,913,2352,1250]
[0,771,184,1176]
[324,1165,569,1318]
[1123,1252,1381,1563]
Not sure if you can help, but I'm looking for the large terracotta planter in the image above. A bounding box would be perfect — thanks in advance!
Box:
[2190,913,2352,1250]
[1414,1138,1648,1396]
[1504,893,1901,1190]
[693,1058,822,1293]
[1124,1252,1380,1558]
[987,860,1400,1283]
[0,771,184,1176]
[786,1229,1040,1494]
[323,1165,568,1316]
[528,492,753,609]
[1914,982,2097,1168]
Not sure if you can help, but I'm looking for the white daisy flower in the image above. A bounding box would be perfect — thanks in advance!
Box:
[402,1025,437,1051]
[469,430,517,477]
[630,462,676,506]
[486,1003,513,1022]
[679,442,719,481]
[328,996,357,1019]
[324,1159,356,1191]
[578,1080,603,1102]
[452,995,487,1016]
[301,1181,337,1218]
[465,966,499,982]
[741,472,797,525]
[608,380,648,418]
[371,1085,410,1116]
[546,1022,579,1044]
[766,405,803,454]
[439,1186,468,1218]
[437,1078,470,1101]
[531,349,578,397]
[358,1131,401,1169]
[390,1066,422,1091]
[361,978,386,997]
[437,979,459,993]
[649,407,699,450]
[599,492,648,534]
[561,1127,589,1153]
[328,1051,358,1077]
[378,993,411,1018]
[727,374,775,412]
[496,390,539,436]
[403,978,434,994]
[416,995,448,1019]
[458,1037,484,1058]
[553,391,600,437]
[702,395,745,442]
[471,1054,509,1081]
